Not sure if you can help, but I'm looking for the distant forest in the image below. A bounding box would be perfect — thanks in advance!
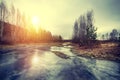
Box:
[72,10,120,46]
[0,1,62,44]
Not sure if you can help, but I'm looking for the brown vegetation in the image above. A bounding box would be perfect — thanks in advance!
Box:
[71,42,120,61]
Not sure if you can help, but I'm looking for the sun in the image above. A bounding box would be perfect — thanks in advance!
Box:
[32,16,40,25]
[32,16,40,32]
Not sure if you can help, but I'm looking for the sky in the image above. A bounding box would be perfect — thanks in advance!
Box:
[2,0,120,39]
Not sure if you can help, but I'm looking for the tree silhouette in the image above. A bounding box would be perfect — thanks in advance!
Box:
[110,29,118,41]
[105,33,109,40]
[72,10,97,46]
[72,21,79,43]
[86,11,97,41]
[102,34,105,40]
[0,0,8,41]
[0,1,62,43]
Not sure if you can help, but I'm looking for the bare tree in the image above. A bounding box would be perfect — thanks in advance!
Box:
[0,0,8,41]
[110,29,118,40]
[78,15,87,45]
[72,10,97,46]
[16,8,21,26]
[86,10,97,40]
[102,34,105,40]
[72,21,79,43]
[10,4,16,25]
[105,33,109,40]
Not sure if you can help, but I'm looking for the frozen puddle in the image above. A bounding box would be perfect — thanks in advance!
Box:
[51,46,75,57]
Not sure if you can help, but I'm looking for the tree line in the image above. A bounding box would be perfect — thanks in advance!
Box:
[72,10,120,46]
[101,29,120,41]
[0,0,62,43]
[72,10,97,46]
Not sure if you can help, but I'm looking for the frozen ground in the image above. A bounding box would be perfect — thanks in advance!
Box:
[0,44,120,80]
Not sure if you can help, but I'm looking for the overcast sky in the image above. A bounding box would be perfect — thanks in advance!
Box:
[4,0,120,39]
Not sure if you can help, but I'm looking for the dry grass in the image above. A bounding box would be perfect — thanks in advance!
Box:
[72,42,120,61]
[1,42,120,61]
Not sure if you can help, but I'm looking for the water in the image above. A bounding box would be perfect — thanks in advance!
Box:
[0,44,120,80]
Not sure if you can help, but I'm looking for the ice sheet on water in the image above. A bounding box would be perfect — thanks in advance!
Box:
[50,46,75,56]
[0,44,120,80]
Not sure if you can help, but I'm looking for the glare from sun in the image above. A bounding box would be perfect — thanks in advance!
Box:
[32,16,40,25]
[32,54,40,66]
[32,16,40,33]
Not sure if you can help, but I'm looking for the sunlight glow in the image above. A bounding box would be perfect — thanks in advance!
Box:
[32,53,40,66]
[32,16,40,33]
[32,16,40,25]
[32,56,39,64]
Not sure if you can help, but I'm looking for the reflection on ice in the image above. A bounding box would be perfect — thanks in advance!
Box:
[29,49,63,70]
[1,44,120,80]
[31,50,40,67]
[31,50,62,68]
[18,49,65,80]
